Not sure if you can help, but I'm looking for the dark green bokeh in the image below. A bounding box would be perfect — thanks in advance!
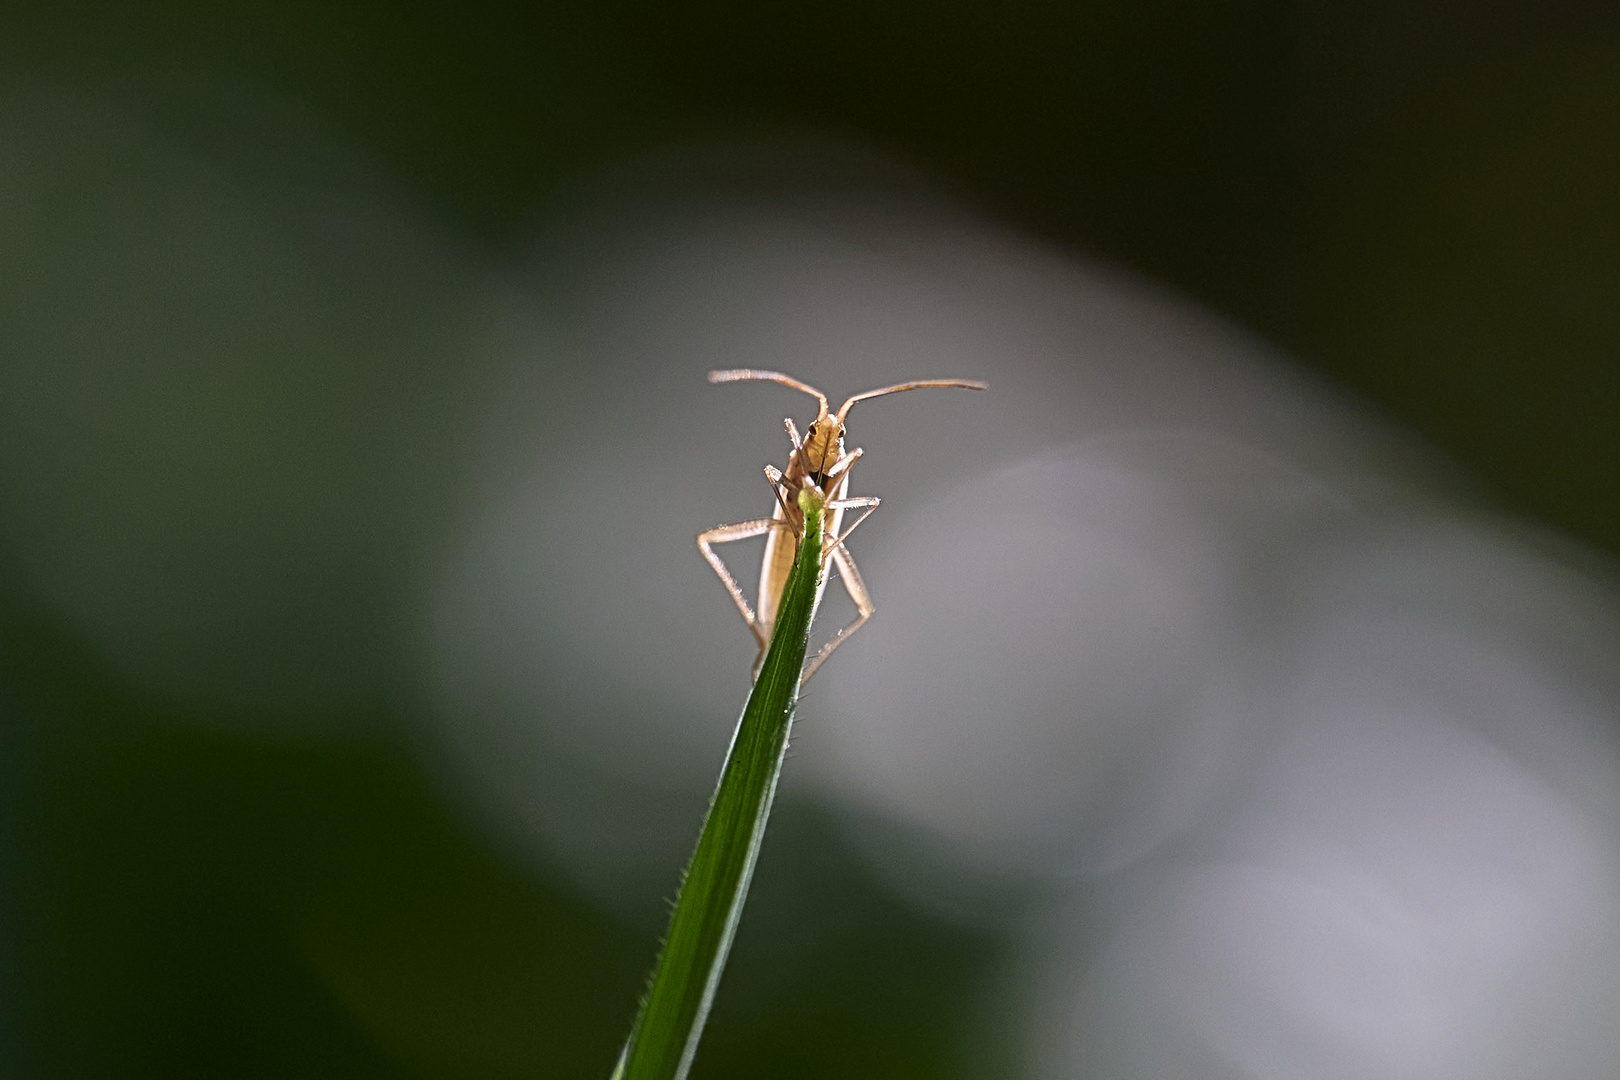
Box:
[1,591,1000,1077]
[3,1,1618,1075]
[8,0,1614,546]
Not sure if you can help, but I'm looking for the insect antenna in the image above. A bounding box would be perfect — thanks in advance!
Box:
[835,378,988,422]
[708,369,830,419]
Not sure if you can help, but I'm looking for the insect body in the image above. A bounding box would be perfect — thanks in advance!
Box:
[698,369,986,682]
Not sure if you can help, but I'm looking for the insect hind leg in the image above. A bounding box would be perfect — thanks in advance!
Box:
[800,542,874,684]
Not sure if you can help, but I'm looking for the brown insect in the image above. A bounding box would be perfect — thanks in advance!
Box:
[699,369,986,682]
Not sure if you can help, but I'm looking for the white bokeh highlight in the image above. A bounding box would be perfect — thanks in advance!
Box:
[418,139,1620,1076]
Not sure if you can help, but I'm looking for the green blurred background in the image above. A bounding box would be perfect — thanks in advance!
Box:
[2,1,1618,1076]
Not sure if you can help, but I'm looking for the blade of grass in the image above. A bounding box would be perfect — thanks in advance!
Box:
[615,485,829,1080]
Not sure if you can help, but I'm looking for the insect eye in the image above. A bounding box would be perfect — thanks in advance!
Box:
[806,424,816,437]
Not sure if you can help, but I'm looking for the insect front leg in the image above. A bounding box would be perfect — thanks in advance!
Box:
[697,517,793,648]
[763,465,797,521]
[820,447,864,488]
[800,542,875,684]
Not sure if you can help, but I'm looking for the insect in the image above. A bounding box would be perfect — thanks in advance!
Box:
[699,369,987,683]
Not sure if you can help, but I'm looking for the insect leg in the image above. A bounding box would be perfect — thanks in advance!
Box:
[763,465,796,520]
[698,518,791,648]
[825,496,879,551]
[800,542,874,684]
[821,447,864,487]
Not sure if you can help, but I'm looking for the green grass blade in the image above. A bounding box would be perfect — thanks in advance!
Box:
[617,487,829,1080]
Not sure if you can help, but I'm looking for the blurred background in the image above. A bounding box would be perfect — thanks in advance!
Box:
[3,1,1620,1077]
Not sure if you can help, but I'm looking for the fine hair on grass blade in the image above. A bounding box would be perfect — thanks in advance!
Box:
[614,484,829,1080]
